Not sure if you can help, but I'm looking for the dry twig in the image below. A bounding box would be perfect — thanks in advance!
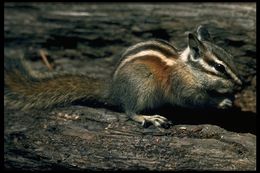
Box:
[39,49,53,71]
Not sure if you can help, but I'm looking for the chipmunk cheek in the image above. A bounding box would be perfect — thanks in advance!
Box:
[216,83,235,94]
[211,79,233,94]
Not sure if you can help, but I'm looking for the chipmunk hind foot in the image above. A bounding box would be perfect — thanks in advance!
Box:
[131,114,172,129]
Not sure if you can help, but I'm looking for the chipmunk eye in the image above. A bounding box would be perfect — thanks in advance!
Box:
[214,63,226,74]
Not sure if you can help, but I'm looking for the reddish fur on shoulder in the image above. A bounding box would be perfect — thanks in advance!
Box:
[134,55,174,95]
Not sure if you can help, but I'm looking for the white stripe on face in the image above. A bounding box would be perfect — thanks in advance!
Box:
[198,52,242,84]
[179,47,190,62]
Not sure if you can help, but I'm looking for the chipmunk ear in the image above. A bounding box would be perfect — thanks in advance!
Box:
[188,33,205,60]
[197,25,211,41]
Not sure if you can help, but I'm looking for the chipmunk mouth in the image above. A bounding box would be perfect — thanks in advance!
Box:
[216,88,233,94]
[207,89,234,98]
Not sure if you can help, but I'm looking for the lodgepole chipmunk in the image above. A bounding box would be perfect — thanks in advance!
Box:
[4,25,242,128]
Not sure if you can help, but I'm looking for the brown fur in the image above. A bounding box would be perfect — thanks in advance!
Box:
[134,55,174,94]
[5,71,110,110]
[4,28,241,128]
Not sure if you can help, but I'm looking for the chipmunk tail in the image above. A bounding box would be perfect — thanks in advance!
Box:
[4,57,112,110]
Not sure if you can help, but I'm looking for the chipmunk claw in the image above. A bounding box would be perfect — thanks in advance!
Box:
[141,115,172,128]
[218,98,233,109]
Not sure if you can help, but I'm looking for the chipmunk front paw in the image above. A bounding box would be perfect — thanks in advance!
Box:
[218,98,233,109]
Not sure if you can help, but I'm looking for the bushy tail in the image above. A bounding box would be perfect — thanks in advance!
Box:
[4,57,111,110]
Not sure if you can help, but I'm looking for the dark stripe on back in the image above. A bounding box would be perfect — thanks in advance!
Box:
[122,40,178,59]
[154,39,179,52]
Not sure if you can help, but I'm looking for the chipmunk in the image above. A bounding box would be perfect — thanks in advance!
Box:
[4,25,242,128]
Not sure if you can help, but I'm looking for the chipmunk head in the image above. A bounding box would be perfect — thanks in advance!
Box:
[182,25,242,95]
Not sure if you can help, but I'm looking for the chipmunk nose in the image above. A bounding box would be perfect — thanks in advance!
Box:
[234,77,242,85]
[234,78,243,91]
[234,84,242,92]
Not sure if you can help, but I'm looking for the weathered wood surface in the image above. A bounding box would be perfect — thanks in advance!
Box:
[4,106,256,171]
[4,3,256,171]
